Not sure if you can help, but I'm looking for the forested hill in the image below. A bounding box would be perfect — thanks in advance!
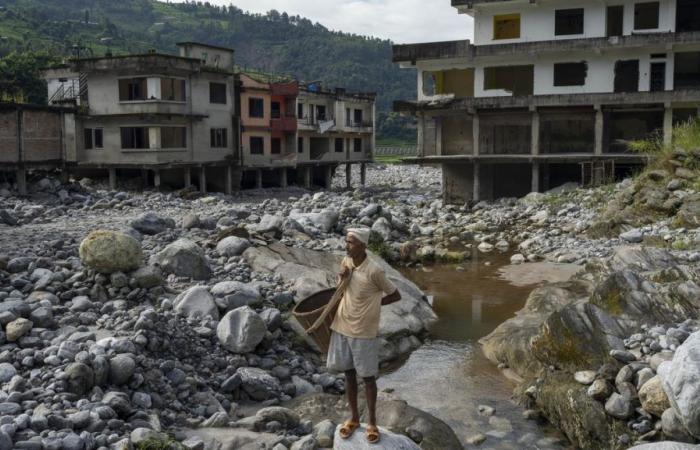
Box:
[0,0,416,115]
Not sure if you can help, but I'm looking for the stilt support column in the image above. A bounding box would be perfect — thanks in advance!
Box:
[108,168,117,191]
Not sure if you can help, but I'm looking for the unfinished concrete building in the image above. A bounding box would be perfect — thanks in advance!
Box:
[296,85,376,189]
[44,42,240,193]
[393,0,700,203]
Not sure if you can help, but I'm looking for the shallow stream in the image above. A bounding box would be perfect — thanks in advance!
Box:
[378,252,572,449]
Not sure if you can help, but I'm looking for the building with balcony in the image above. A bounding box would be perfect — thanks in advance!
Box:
[239,73,298,188]
[393,0,700,203]
[43,42,240,193]
[297,84,376,188]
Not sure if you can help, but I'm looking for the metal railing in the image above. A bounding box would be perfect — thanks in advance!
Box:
[374,146,418,156]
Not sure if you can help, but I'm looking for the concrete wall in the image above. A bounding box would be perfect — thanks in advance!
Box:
[0,109,64,164]
[442,116,474,155]
[190,72,236,163]
[473,0,677,46]
[177,44,234,70]
[443,162,474,203]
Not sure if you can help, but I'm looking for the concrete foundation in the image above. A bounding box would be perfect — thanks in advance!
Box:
[346,163,352,189]
[108,168,117,190]
[199,167,207,193]
[280,168,288,188]
[360,163,366,185]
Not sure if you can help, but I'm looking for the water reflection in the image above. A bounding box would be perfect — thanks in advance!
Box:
[378,253,567,449]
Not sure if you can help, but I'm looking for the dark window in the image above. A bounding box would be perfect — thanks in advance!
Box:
[484,65,535,96]
[271,138,281,154]
[353,138,362,153]
[250,136,264,154]
[161,127,186,148]
[84,128,92,150]
[553,62,588,86]
[271,101,281,119]
[335,138,344,153]
[118,78,147,101]
[298,102,304,118]
[120,127,149,149]
[346,108,351,126]
[94,128,103,148]
[161,78,186,101]
[298,137,303,153]
[316,105,326,121]
[677,0,700,32]
[614,60,640,93]
[210,128,228,148]
[209,82,227,104]
[635,2,660,30]
[249,98,264,118]
[354,109,363,126]
[555,9,584,35]
[607,6,624,37]
[674,51,700,90]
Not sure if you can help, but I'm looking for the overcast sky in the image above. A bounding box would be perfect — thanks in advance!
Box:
[171,0,474,44]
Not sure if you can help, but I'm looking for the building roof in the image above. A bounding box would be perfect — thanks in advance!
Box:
[451,0,524,8]
[176,41,235,53]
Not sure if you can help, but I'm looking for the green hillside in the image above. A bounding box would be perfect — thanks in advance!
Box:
[0,0,417,141]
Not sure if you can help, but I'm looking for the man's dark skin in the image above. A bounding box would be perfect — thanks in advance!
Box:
[338,234,401,437]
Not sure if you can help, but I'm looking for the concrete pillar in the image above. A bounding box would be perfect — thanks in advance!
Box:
[255,169,263,189]
[345,163,352,189]
[417,114,424,156]
[225,166,233,195]
[107,169,116,190]
[199,166,207,193]
[153,170,161,191]
[472,114,480,155]
[472,162,480,202]
[184,167,192,188]
[594,108,604,155]
[360,163,366,185]
[531,162,540,193]
[663,106,674,146]
[435,117,443,156]
[531,111,540,156]
[324,165,333,189]
[280,168,288,188]
[16,168,27,196]
[303,167,312,189]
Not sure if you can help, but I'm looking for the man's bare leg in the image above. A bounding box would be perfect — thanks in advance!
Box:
[363,376,377,426]
[345,369,360,422]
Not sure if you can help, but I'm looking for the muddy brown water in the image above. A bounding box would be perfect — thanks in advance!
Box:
[378,252,570,449]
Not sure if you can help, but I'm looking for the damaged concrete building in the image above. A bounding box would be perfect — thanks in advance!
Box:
[21,42,376,193]
[43,42,241,193]
[393,0,700,203]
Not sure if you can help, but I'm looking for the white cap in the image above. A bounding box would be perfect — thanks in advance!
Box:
[347,227,370,245]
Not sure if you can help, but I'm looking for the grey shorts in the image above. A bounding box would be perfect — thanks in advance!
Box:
[326,331,379,378]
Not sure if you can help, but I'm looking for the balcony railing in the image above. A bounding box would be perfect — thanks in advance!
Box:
[270,116,297,132]
[345,120,374,129]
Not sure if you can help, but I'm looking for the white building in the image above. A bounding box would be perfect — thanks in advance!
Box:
[394,0,700,202]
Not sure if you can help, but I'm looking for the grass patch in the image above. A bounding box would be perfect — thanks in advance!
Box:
[368,240,393,260]
[629,118,700,170]
[375,138,416,148]
[373,155,406,165]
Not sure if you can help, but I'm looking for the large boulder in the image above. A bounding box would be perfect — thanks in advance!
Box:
[129,212,175,235]
[0,209,17,226]
[79,230,143,274]
[236,367,281,401]
[658,330,700,439]
[210,281,262,311]
[639,375,671,417]
[333,424,420,450]
[628,444,700,450]
[284,393,461,450]
[216,236,251,257]
[217,306,266,353]
[151,239,211,280]
[289,209,339,233]
[174,286,219,320]
[675,194,700,228]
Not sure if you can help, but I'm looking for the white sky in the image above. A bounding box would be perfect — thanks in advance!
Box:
[170,0,474,44]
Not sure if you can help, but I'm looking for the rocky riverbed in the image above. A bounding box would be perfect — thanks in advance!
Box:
[0,156,698,450]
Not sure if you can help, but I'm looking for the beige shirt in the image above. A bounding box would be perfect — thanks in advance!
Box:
[330,255,397,339]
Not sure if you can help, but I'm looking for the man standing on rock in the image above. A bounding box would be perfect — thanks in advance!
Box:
[327,227,402,444]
